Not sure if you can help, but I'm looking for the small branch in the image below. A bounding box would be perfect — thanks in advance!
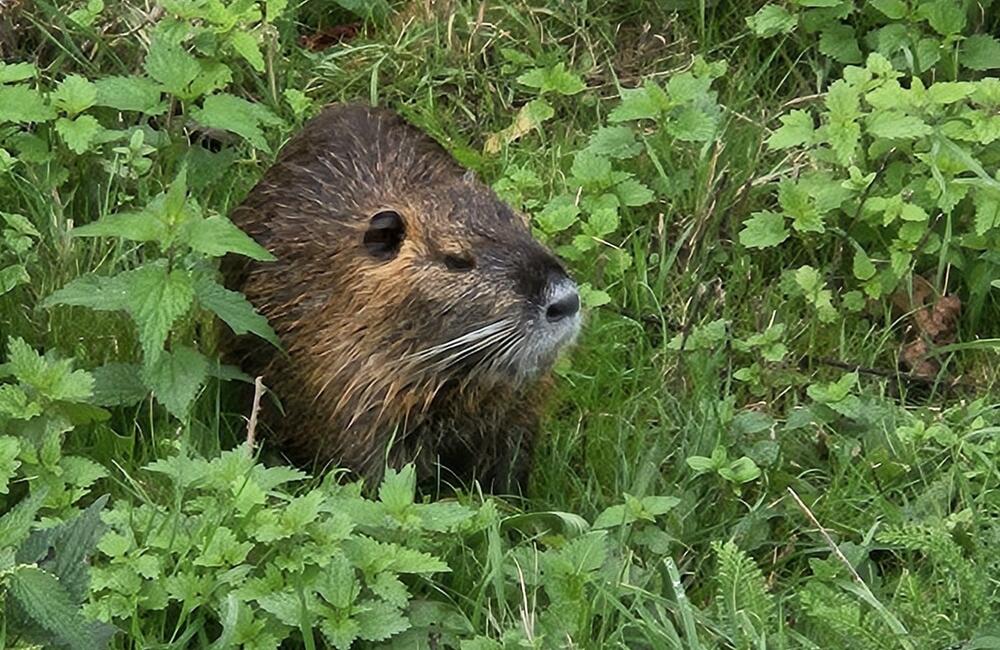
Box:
[787,487,865,586]
[246,376,265,455]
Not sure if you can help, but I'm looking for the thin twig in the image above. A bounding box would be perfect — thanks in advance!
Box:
[246,376,265,455]
[787,487,865,585]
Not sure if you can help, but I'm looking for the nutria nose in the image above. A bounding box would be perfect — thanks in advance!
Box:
[545,280,581,323]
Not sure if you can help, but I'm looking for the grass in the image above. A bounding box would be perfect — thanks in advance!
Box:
[2,0,1000,648]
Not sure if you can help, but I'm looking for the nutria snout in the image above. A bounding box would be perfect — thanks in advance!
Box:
[227,103,580,492]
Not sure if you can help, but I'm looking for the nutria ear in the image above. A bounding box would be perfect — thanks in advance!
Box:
[462,169,477,184]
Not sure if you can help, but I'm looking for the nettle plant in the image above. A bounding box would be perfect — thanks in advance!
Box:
[746,0,1000,74]
[494,56,727,307]
[0,338,116,648]
[742,2,1000,325]
[44,168,278,418]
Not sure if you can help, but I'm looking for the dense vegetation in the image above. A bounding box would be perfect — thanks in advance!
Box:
[1,0,999,647]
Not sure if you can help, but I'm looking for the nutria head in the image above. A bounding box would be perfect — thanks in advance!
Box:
[229,103,580,490]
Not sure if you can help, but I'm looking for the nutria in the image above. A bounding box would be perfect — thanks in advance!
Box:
[227,103,580,492]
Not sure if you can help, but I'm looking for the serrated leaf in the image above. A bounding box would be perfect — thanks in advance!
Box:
[56,115,103,154]
[746,4,797,38]
[356,600,411,642]
[0,61,36,83]
[739,211,788,248]
[193,273,279,347]
[0,384,40,420]
[919,0,966,36]
[586,126,642,158]
[125,264,194,362]
[927,81,975,105]
[960,34,1000,71]
[145,38,201,98]
[0,487,47,548]
[0,264,30,295]
[536,195,580,234]
[142,345,208,418]
[820,24,863,64]
[379,465,416,512]
[229,30,265,72]
[94,76,166,114]
[72,210,168,243]
[317,554,359,609]
[8,565,117,650]
[869,0,906,19]
[0,85,55,123]
[667,105,717,141]
[516,62,585,95]
[190,93,279,151]
[52,75,97,116]
[867,111,932,139]
[768,109,814,149]
[827,120,861,165]
[89,362,147,406]
[608,81,669,122]
[181,215,276,260]
[43,273,131,312]
[0,436,18,494]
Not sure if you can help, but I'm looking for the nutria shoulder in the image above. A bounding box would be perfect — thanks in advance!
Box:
[227,103,580,492]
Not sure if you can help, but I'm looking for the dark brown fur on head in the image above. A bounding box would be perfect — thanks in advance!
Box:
[228,103,580,493]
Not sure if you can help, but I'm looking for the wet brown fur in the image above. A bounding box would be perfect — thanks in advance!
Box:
[227,103,571,492]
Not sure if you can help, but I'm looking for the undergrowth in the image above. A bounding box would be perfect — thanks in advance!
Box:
[1,0,999,648]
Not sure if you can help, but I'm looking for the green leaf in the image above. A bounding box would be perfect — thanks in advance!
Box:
[686,455,718,473]
[719,457,761,483]
[52,75,97,116]
[866,111,932,139]
[0,486,46,548]
[0,264,30,295]
[94,76,166,114]
[536,195,580,234]
[739,211,788,248]
[615,178,654,207]
[608,81,669,122]
[745,4,797,38]
[516,62,585,95]
[869,0,906,19]
[145,38,201,98]
[142,345,209,418]
[768,109,814,149]
[228,30,265,72]
[919,0,966,36]
[0,85,55,123]
[190,93,280,151]
[667,105,718,142]
[571,151,614,188]
[125,264,195,362]
[72,210,169,243]
[193,273,279,347]
[927,81,975,105]
[578,283,611,308]
[43,273,131,312]
[55,115,102,154]
[0,61,37,83]
[827,120,861,165]
[8,565,116,650]
[826,79,860,121]
[586,126,642,159]
[0,384,40,420]
[89,362,147,406]
[960,34,1000,71]
[819,24,863,64]
[181,215,275,260]
[852,248,876,280]
[355,600,411,642]
[0,436,18,494]
[379,465,416,513]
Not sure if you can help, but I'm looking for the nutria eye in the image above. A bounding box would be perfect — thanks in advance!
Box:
[364,211,405,260]
[443,253,475,272]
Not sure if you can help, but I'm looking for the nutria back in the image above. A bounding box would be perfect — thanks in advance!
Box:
[228,103,580,492]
